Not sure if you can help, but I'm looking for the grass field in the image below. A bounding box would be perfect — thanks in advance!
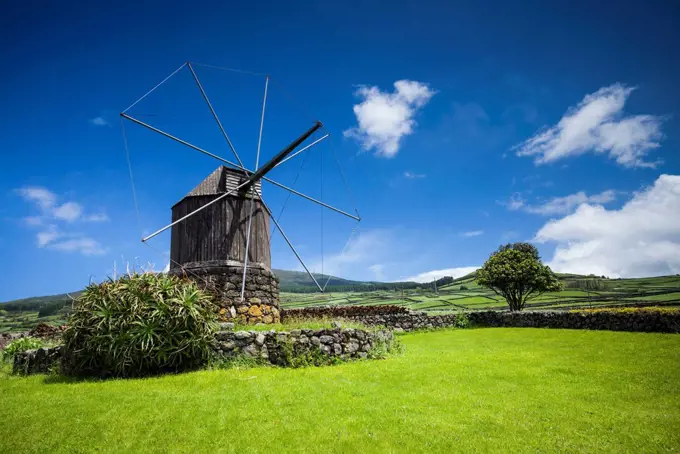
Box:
[280,274,680,314]
[1,328,678,453]
[3,274,680,334]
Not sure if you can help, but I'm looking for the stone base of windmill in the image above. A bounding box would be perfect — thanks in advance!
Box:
[169,261,280,324]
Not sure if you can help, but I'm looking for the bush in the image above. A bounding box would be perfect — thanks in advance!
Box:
[459,285,468,291]
[454,312,470,328]
[63,273,218,378]
[1,337,45,362]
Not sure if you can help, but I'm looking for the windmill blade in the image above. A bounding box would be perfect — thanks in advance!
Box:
[120,113,359,220]
[241,76,270,301]
[186,61,245,169]
[242,121,322,191]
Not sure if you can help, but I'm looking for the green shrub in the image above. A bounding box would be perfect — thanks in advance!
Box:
[459,285,468,291]
[454,312,470,328]
[1,337,45,362]
[63,273,218,378]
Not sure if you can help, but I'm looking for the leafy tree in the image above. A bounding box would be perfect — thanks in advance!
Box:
[477,243,561,311]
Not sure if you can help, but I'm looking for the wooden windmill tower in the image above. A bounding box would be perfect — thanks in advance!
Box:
[120,62,360,323]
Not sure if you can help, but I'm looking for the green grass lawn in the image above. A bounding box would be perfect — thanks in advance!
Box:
[2,328,678,453]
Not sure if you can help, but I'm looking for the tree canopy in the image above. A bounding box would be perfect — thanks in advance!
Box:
[477,243,561,311]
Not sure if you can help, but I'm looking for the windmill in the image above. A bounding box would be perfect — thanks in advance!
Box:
[120,62,360,324]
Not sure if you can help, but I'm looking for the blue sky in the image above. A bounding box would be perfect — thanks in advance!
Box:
[1,0,680,300]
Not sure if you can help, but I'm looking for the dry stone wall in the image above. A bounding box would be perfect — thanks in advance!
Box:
[215,327,394,366]
[349,310,680,333]
[13,346,62,375]
[171,262,280,324]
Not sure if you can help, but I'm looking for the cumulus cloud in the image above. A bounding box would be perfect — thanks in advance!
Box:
[15,185,109,256]
[16,186,108,224]
[535,174,680,277]
[405,267,478,283]
[461,230,484,237]
[52,201,83,222]
[344,80,436,158]
[33,225,106,256]
[526,190,617,216]
[514,84,664,168]
[48,237,106,256]
[502,190,617,216]
[17,187,56,211]
[89,116,109,127]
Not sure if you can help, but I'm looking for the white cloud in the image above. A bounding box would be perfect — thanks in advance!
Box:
[83,213,110,222]
[52,202,83,222]
[502,193,526,211]
[369,264,385,281]
[406,266,478,283]
[49,237,106,256]
[514,84,664,168]
[461,230,484,237]
[344,80,436,158]
[23,216,43,226]
[502,190,617,216]
[404,171,426,179]
[37,226,61,247]
[524,190,617,216]
[310,230,391,277]
[16,187,56,211]
[89,116,109,127]
[15,185,108,256]
[534,174,680,277]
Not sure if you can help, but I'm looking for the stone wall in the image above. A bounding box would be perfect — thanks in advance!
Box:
[467,310,680,333]
[215,327,395,366]
[348,310,680,333]
[13,346,62,375]
[171,262,280,324]
[12,328,395,374]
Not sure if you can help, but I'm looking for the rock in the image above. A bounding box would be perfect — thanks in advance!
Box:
[319,335,335,345]
[243,344,259,357]
[221,341,236,350]
[333,343,342,355]
[262,315,274,324]
[331,321,342,328]
[255,333,266,346]
[237,306,249,314]
[234,331,252,340]
[219,322,235,331]
[249,297,262,304]
[394,327,404,334]
[248,306,263,317]
[346,341,360,353]
[311,336,321,346]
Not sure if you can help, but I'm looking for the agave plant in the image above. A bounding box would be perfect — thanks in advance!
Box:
[63,273,217,377]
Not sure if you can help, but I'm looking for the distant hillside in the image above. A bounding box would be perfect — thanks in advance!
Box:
[273,269,453,293]
[0,270,452,308]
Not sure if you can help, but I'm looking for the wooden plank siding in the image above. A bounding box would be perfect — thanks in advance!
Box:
[170,194,271,270]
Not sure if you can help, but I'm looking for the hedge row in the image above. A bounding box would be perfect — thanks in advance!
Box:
[282,305,409,320]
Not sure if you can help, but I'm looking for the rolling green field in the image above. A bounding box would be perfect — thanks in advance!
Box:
[3,273,680,334]
[281,273,680,313]
[1,328,678,453]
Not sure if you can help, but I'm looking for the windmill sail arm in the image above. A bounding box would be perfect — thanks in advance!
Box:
[243,121,322,190]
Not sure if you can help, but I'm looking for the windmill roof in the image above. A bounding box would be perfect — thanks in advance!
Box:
[173,166,261,207]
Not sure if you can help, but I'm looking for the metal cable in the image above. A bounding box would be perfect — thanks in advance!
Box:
[120,117,143,237]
